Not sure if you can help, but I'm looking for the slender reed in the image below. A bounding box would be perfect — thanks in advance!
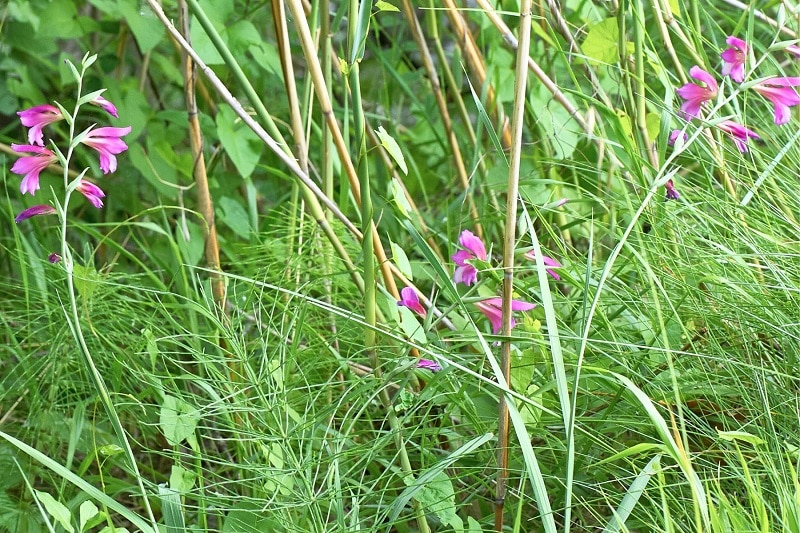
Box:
[496,2,533,530]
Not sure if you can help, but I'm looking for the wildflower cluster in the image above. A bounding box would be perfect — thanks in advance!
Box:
[674,38,800,154]
[397,229,563,372]
[8,54,132,269]
[11,63,130,229]
[668,36,800,200]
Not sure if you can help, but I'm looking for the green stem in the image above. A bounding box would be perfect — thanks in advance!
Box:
[58,58,157,531]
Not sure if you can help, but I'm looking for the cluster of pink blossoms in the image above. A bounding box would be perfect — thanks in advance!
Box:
[11,92,131,224]
[397,229,562,360]
[674,36,800,158]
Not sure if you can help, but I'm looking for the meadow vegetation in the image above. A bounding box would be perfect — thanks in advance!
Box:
[1,1,800,532]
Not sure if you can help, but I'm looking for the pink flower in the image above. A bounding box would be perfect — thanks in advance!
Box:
[523,251,562,280]
[10,144,58,195]
[474,297,536,334]
[665,179,680,201]
[397,287,426,317]
[81,126,132,174]
[15,204,57,223]
[452,229,487,286]
[752,77,800,125]
[717,120,760,152]
[17,104,63,146]
[785,45,800,58]
[416,359,441,372]
[668,129,687,146]
[720,36,747,83]
[676,66,718,118]
[90,94,119,118]
[76,180,106,208]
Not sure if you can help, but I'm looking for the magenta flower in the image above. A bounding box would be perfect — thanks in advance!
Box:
[523,251,562,280]
[15,205,57,223]
[48,253,62,264]
[452,229,487,286]
[785,45,800,58]
[665,179,680,201]
[676,66,719,118]
[81,126,132,174]
[17,104,63,146]
[90,93,119,118]
[416,359,442,372]
[397,287,426,317]
[10,144,58,195]
[474,297,536,334]
[720,36,747,83]
[752,77,800,125]
[717,120,760,152]
[76,180,106,208]
[668,129,687,146]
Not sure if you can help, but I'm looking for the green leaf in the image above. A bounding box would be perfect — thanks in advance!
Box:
[34,490,74,533]
[218,196,253,239]
[467,516,483,532]
[216,106,261,179]
[170,465,197,493]
[582,18,619,66]
[375,126,408,175]
[119,0,164,53]
[717,430,765,446]
[407,471,463,532]
[390,241,412,279]
[79,500,100,533]
[98,444,124,457]
[375,0,400,12]
[8,1,41,31]
[159,395,200,448]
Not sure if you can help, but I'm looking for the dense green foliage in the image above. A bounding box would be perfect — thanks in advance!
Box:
[2,1,800,532]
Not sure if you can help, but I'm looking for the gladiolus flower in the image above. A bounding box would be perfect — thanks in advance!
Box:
[81,126,132,174]
[397,287,426,317]
[676,66,718,118]
[15,205,57,223]
[523,251,562,280]
[10,144,58,195]
[665,179,680,201]
[452,230,487,286]
[668,129,687,146]
[416,359,442,372]
[474,297,536,334]
[90,93,119,118]
[717,120,760,152]
[785,45,800,58]
[48,253,62,264]
[17,104,63,146]
[76,180,106,208]
[752,77,800,125]
[720,36,747,83]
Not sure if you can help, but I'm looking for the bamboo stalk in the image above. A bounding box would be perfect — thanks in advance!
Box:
[177,0,226,314]
[496,2,533,529]
[442,0,513,149]
[400,0,483,238]
[285,0,400,299]
[146,0,367,296]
